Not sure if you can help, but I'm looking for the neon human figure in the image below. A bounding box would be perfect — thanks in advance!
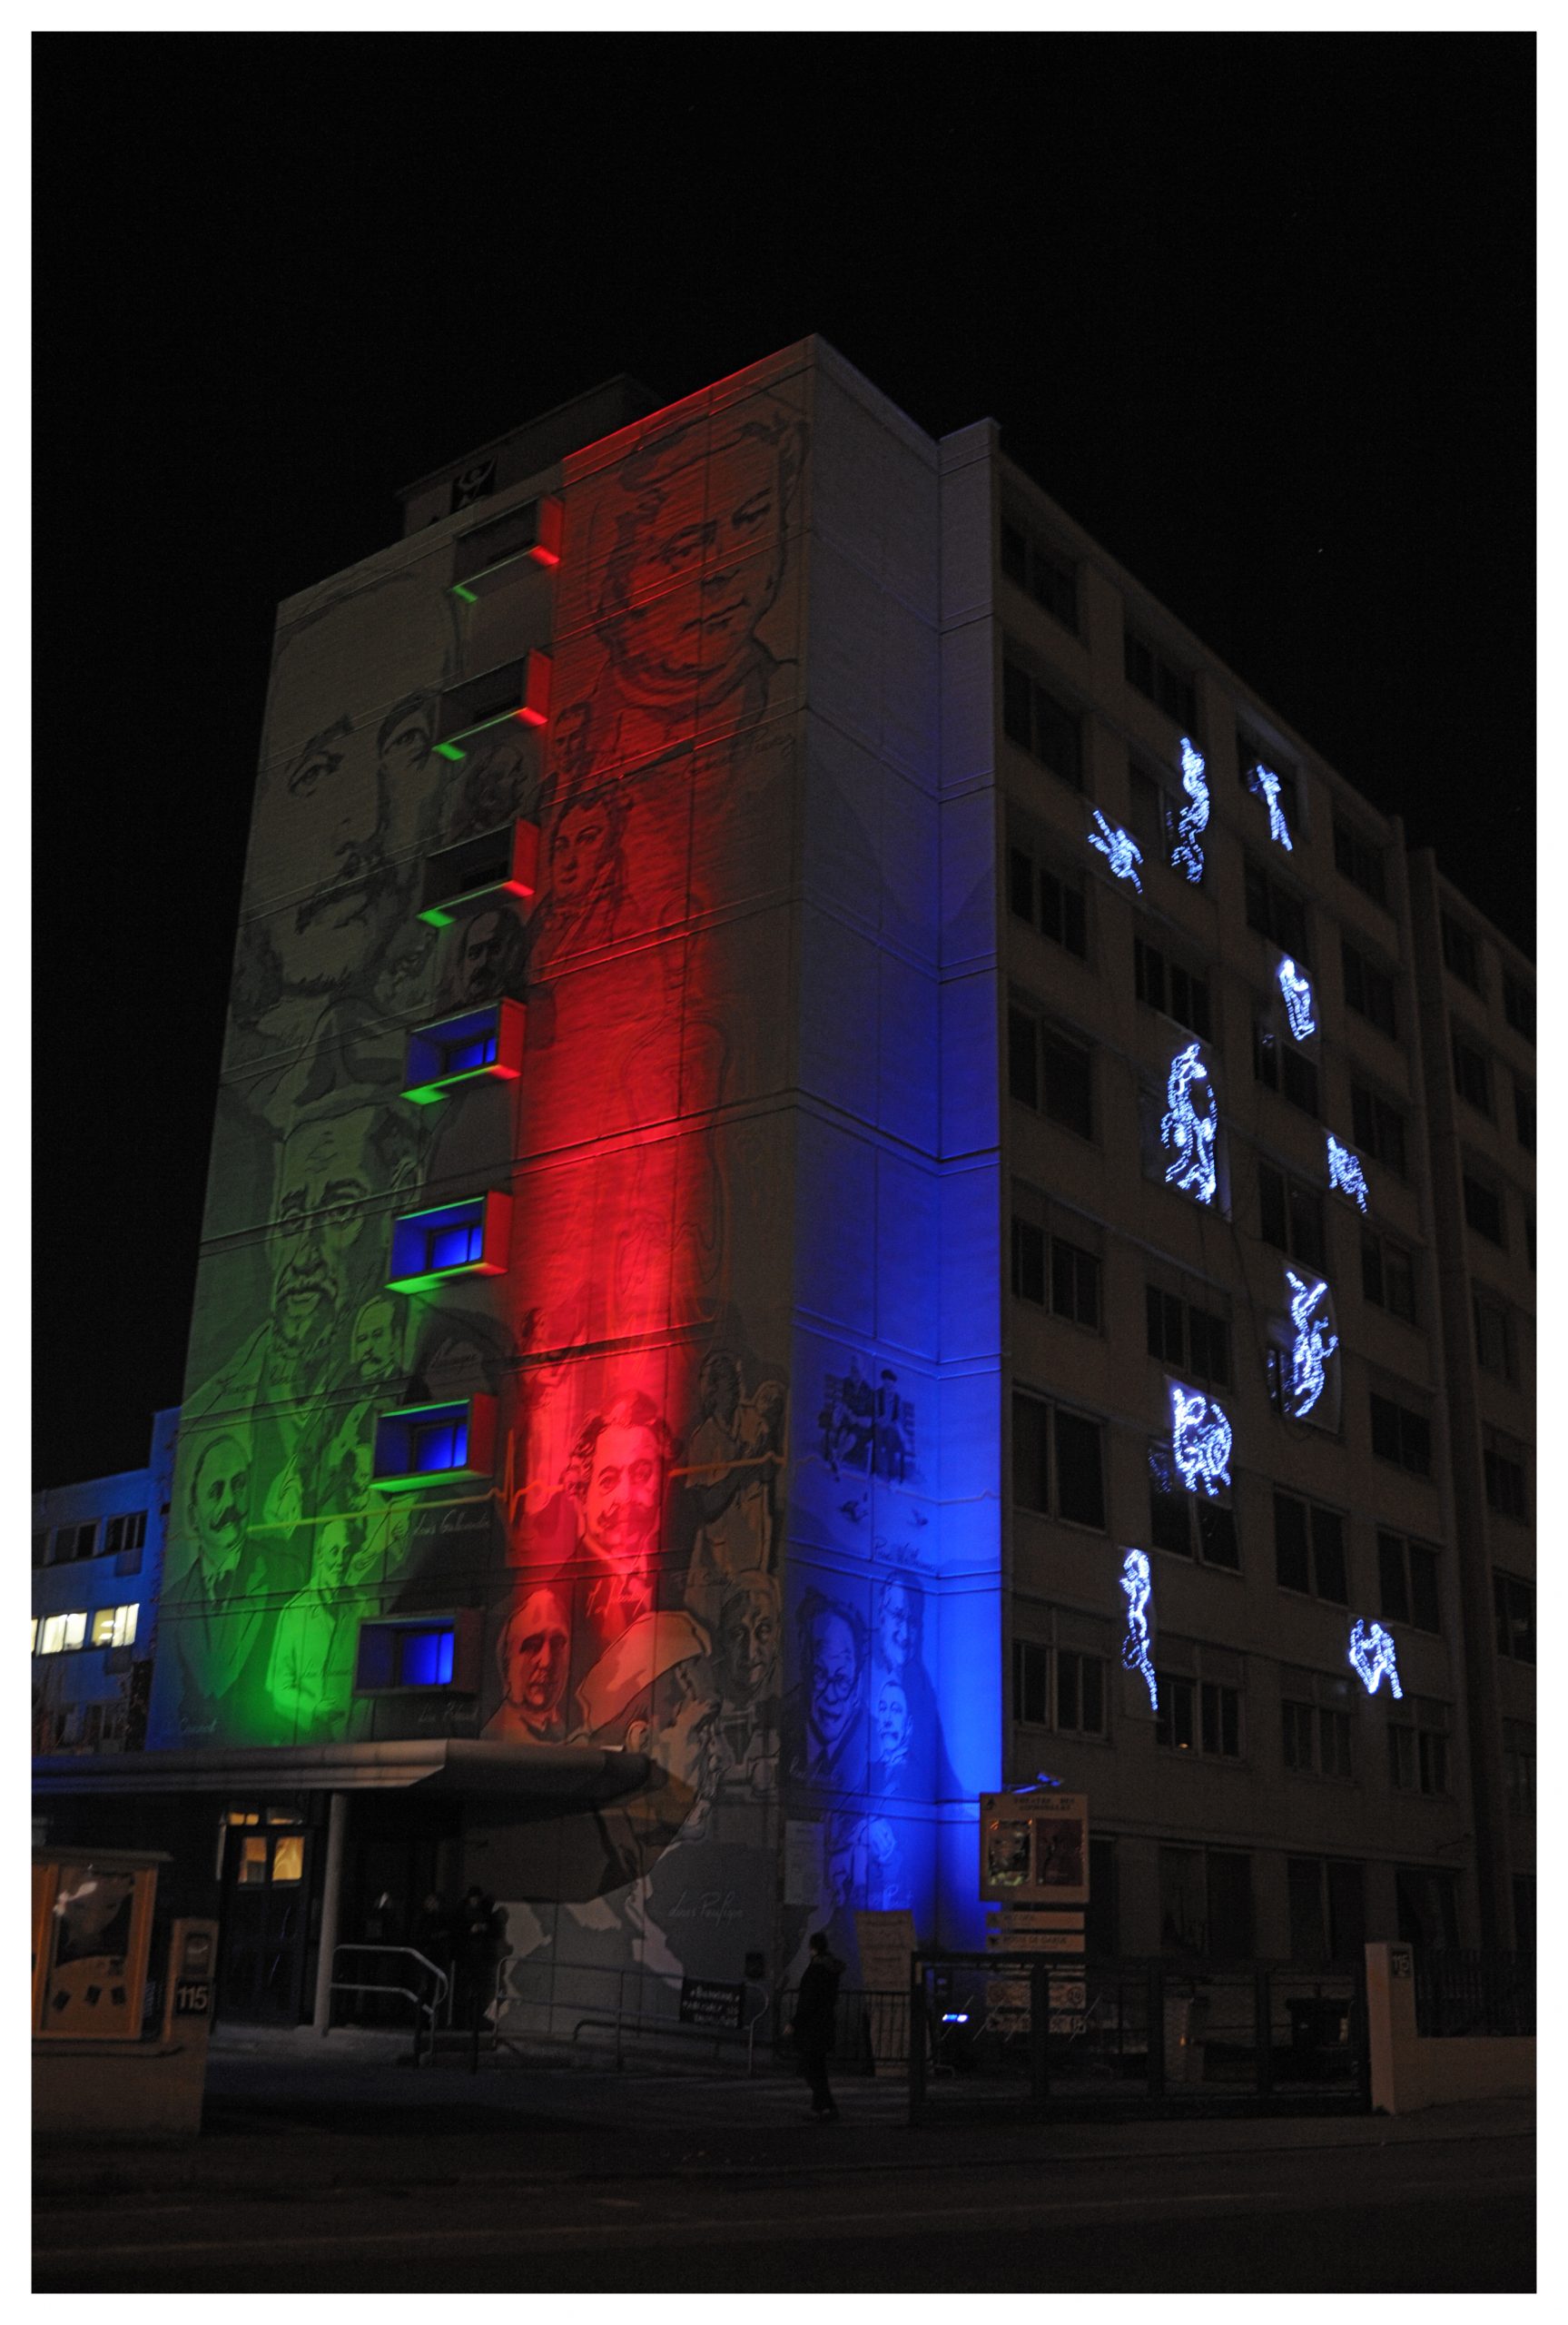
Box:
[1170,738,1209,884]
[1277,956,1316,1041]
[1119,1549,1158,1711]
[1251,763,1293,851]
[1285,1270,1337,1419]
[1160,1043,1218,1206]
[1348,1618,1404,1699]
[1326,1133,1369,1214]
[1088,808,1143,894]
[1170,1383,1232,1498]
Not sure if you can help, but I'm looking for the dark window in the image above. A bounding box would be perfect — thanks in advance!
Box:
[1012,1637,1050,1725]
[1285,1702,1352,1782]
[1156,1677,1196,1753]
[1389,1707,1450,1797]
[1136,936,1211,1040]
[1010,842,1087,957]
[1057,1650,1106,1736]
[1514,1082,1535,1153]
[1473,1295,1516,1382]
[1282,1699,1315,1773]
[1350,1082,1408,1177]
[1147,1284,1229,1384]
[1207,1853,1255,1958]
[1040,1025,1093,1138]
[1254,1023,1319,1116]
[1147,1285,1186,1367]
[1008,845,1034,921]
[1257,1161,1325,1269]
[1463,1172,1505,1246]
[1333,817,1386,905]
[1054,1408,1106,1529]
[1484,1430,1528,1523]
[1158,1682,1243,1768]
[1503,974,1534,1043]
[1149,1441,1238,1568]
[1001,515,1078,630]
[1342,939,1398,1039]
[1362,1232,1417,1325]
[1196,1502,1240,1570]
[1012,1391,1050,1513]
[1503,1720,1535,1817]
[1441,912,1483,992]
[1369,1391,1433,1476]
[1002,656,1082,788]
[1011,1216,1047,1305]
[1452,1033,1493,1116]
[1124,626,1198,729]
[1494,1571,1534,1664]
[1378,1530,1442,1633]
[1274,1490,1347,1603]
[1007,1006,1039,1108]
[1050,1235,1100,1328]
[1128,766,1169,864]
[1245,858,1310,965]
[1200,1681,1242,1759]
[52,1523,96,1564]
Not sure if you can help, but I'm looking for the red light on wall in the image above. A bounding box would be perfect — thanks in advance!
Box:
[515,650,552,728]
[528,496,563,568]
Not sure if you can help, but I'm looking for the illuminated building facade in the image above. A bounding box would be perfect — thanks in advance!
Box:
[34,340,1532,2023]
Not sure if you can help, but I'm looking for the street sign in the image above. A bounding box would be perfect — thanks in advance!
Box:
[979,1793,1090,1905]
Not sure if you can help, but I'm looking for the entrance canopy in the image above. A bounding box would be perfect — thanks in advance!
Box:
[32,1738,653,1802]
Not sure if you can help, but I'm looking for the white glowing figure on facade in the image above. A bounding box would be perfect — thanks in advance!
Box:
[1171,737,1209,884]
[1285,1269,1338,1420]
[1170,1383,1232,1499]
[1326,1133,1368,1214]
[1160,1043,1218,1206]
[1250,763,1293,852]
[1089,808,1143,894]
[1348,1618,1404,1699]
[1277,956,1316,1042]
[1119,1548,1158,1711]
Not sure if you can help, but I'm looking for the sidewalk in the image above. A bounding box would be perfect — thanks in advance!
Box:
[33,2023,1535,2207]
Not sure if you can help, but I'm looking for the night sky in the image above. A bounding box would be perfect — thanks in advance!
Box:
[35,33,1534,1488]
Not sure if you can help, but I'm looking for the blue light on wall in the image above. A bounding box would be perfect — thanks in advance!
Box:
[1119,1549,1158,1710]
[1284,1269,1338,1420]
[1249,763,1294,852]
[1160,1044,1218,1206]
[1088,808,1144,894]
[1326,1133,1369,1214]
[1277,956,1317,1042]
[1170,1381,1232,1498]
[1348,1618,1404,1699]
[1171,738,1209,884]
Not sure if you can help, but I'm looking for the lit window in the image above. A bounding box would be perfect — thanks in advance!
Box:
[356,1618,468,1694]
[271,1835,305,1885]
[388,1192,512,1293]
[402,1000,524,1105]
[238,1836,269,1885]
[90,1604,139,1649]
[370,1397,496,1492]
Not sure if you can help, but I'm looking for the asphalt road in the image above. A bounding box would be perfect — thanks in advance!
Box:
[35,2124,1533,2292]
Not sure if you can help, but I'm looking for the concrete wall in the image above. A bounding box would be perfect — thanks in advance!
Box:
[1366,1942,1534,2114]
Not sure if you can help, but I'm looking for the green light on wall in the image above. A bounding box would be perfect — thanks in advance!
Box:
[450,584,478,605]
[434,741,467,763]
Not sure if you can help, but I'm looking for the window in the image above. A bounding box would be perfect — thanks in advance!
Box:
[1462,1170,1505,1247]
[1254,1022,1318,1116]
[1000,513,1078,630]
[1145,1284,1229,1385]
[1333,817,1386,905]
[1011,1391,1105,1529]
[32,1533,46,1569]
[1010,1197,1101,1329]
[1012,1637,1050,1725]
[402,1000,524,1103]
[1473,1294,1516,1382]
[370,1397,496,1490]
[1127,764,1171,866]
[1159,1846,1255,1958]
[436,649,550,747]
[1342,938,1398,1039]
[1451,1032,1493,1117]
[388,1192,512,1292]
[1282,1695,1354,1782]
[1002,656,1082,788]
[1483,1428,1528,1523]
[1008,1006,1093,1138]
[1010,1637,1107,1736]
[1503,1720,1535,1817]
[1494,1570,1534,1664]
[1288,1857,1366,1967]
[1148,1441,1238,1568]
[419,819,539,928]
[1124,626,1197,729]
[1157,1675,1242,1759]
[104,1511,147,1575]
[1274,1490,1348,1604]
[1350,1081,1408,1178]
[1441,911,1483,992]
[51,1523,96,1565]
[1514,1081,1535,1153]
[1135,935,1211,1040]
[1387,1699,1451,1797]
[356,1618,468,1694]
[1237,727,1301,832]
[1245,857,1310,965]
[1257,1161,1326,1270]
[1377,1530,1442,1633]
[1369,1390,1433,1476]
[89,1604,140,1649]
[1361,1231,1417,1325]
[1503,973,1534,1043]
[37,1612,86,1656]
[1008,842,1088,957]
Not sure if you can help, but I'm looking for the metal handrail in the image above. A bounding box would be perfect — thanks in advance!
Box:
[328,1944,449,2064]
[567,1969,772,2074]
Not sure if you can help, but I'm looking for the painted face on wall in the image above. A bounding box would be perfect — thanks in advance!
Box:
[271,1112,378,1356]
[581,1422,663,1569]
[350,1298,400,1390]
[877,1583,915,1676]
[718,1578,779,1704]
[189,1432,251,1586]
[876,1680,911,1760]
[808,1611,863,1752]
[699,1353,741,1430]
[311,1520,350,1592]
[646,1659,724,1838]
[456,909,508,1001]
[502,1589,569,1732]
[548,796,616,909]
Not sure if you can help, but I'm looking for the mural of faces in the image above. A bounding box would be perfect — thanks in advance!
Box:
[493,1588,571,1743]
[350,1297,402,1390]
[187,1430,251,1590]
[271,1110,385,1368]
[716,1571,780,1709]
[569,1399,670,1573]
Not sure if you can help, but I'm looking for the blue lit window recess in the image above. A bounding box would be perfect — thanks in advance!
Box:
[1169,1380,1232,1498]
[1283,1269,1337,1420]
[1088,808,1143,893]
[370,1396,497,1492]
[356,1614,477,1694]
[387,1192,513,1293]
[1347,1618,1404,1699]
[1326,1133,1369,1214]
[403,999,525,1105]
[1170,738,1209,884]
[1277,956,1317,1042]
[1119,1548,1159,1710]
[1160,1043,1218,1206]
[1248,762,1294,852]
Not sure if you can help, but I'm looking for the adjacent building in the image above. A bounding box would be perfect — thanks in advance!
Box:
[33,337,1533,2029]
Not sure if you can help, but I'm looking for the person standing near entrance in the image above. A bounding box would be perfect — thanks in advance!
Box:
[454,1885,506,2030]
[790,1930,845,2121]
